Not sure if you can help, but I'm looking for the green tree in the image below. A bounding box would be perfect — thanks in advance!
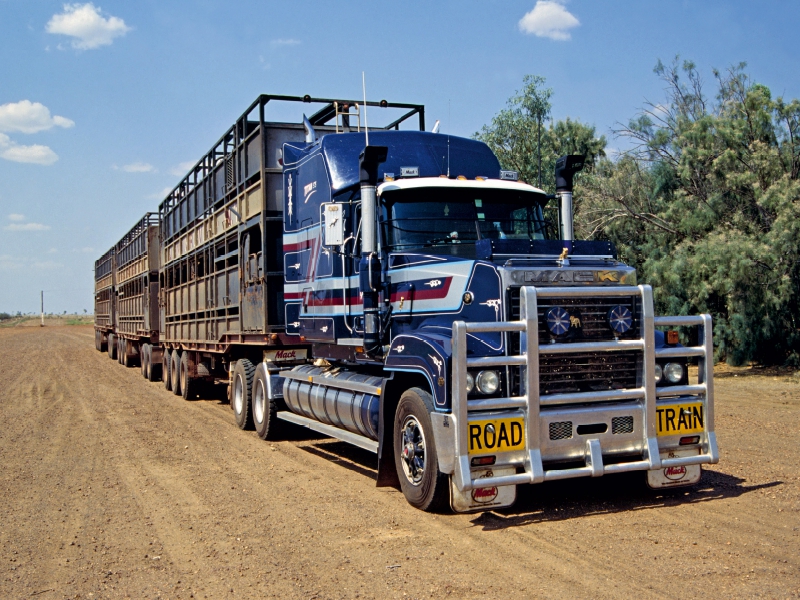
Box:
[581,59,800,365]
[475,75,606,194]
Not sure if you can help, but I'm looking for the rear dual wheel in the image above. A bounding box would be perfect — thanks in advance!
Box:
[107,334,117,360]
[179,351,197,400]
[232,359,255,430]
[252,363,280,440]
[141,344,151,379]
[171,349,182,396]
[163,350,172,391]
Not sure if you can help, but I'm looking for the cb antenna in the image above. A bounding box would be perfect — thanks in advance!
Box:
[447,99,451,178]
[362,71,369,146]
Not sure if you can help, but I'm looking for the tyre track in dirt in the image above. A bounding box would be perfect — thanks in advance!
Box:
[1,326,799,599]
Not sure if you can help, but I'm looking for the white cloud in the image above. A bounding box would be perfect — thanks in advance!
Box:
[46,3,131,50]
[8,213,25,221]
[32,260,62,270]
[0,134,59,165]
[0,100,75,134]
[148,186,174,200]
[169,160,195,177]
[270,38,301,47]
[519,1,580,41]
[4,222,51,231]
[121,161,155,173]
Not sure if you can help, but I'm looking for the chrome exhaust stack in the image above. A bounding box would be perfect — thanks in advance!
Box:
[358,145,388,356]
[554,155,585,241]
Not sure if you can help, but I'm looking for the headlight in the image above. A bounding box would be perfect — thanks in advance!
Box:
[654,363,663,384]
[465,372,475,393]
[664,362,684,383]
[476,370,500,394]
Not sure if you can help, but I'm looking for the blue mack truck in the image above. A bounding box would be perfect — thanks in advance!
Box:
[270,110,718,513]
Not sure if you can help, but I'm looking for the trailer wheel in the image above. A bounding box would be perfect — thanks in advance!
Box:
[100,333,107,353]
[171,349,182,396]
[107,334,117,360]
[394,388,449,512]
[118,338,125,364]
[148,348,161,382]
[95,330,100,351]
[253,362,279,440]
[141,344,150,379]
[123,340,134,368]
[163,350,172,391]
[232,359,255,430]
[180,351,197,400]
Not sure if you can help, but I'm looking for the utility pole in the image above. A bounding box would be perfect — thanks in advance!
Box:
[40,290,44,327]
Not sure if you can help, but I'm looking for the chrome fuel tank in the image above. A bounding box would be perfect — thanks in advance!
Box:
[282,365,381,441]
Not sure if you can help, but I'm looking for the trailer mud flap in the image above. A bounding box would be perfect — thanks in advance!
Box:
[450,467,516,513]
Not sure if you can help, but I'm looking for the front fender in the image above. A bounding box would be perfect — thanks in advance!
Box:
[385,333,452,409]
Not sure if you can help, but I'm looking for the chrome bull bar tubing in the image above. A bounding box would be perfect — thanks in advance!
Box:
[450,284,717,493]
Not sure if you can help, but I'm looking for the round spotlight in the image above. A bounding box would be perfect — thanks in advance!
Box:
[546,306,571,336]
[664,362,684,383]
[466,372,475,393]
[476,370,500,394]
[654,363,663,384]
[608,305,633,334]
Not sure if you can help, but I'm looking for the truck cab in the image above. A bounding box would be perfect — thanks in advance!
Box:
[277,124,718,513]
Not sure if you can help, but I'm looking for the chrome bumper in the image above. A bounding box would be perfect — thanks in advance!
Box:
[447,285,719,492]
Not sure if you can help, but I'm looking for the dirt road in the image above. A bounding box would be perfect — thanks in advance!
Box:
[1,326,798,599]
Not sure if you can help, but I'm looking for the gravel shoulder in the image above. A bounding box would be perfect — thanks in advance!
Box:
[1,326,798,599]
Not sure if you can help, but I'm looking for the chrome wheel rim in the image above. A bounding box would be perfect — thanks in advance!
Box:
[253,379,265,424]
[399,415,426,486]
[234,375,244,415]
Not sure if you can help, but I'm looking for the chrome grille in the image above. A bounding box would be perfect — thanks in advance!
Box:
[612,416,634,434]
[549,421,573,440]
[507,287,640,342]
[506,286,641,396]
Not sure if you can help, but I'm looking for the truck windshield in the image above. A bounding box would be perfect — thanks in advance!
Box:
[380,186,550,251]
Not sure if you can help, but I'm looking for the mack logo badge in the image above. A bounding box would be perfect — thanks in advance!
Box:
[569,315,582,328]
[264,349,307,362]
[664,465,688,481]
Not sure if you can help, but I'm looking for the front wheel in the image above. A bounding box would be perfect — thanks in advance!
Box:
[252,363,279,440]
[393,388,449,511]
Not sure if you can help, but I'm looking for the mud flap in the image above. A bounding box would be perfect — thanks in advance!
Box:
[647,448,702,489]
[450,467,517,513]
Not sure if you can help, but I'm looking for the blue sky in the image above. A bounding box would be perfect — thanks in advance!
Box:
[1,0,799,313]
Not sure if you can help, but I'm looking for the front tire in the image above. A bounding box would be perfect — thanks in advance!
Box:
[232,359,255,430]
[393,388,449,511]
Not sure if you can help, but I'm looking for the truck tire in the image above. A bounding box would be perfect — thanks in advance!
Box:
[148,348,161,382]
[171,349,182,396]
[107,334,117,360]
[118,338,125,364]
[163,350,172,391]
[141,344,151,379]
[180,351,196,400]
[100,333,107,353]
[95,330,100,351]
[394,388,449,512]
[232,359,255,430]
[123,340,134,368]
[253,362,279,440]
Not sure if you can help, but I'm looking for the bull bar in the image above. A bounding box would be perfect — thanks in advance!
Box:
[450,285,719,493]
